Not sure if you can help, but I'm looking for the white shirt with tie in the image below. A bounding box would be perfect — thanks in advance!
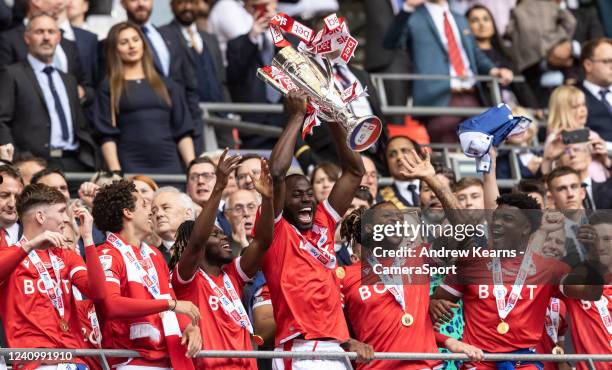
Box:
[27,54,77,150]
[583,79,612,107]
[181,23,203,53]
[395,179,421,206]
[142,22,171,77]
[423,2,476,90]
[4,222,20,246]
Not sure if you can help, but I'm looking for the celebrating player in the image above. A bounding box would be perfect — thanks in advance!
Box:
[90,180,202,369]
[0,184,106,369]
[562,211,612,370]
[264,91,374,369]
[171,149,274,370]
[431,192,603,370]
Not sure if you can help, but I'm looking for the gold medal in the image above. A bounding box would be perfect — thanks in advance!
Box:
[497,321,509,335]
[253,335,264,346]
[401,313,414,327]
[552,346,564,355]
[335,267,345,279]
[60,319,69,332]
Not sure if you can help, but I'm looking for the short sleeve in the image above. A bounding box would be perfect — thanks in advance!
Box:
[225,257,251,291]
[171,265,198,300]
[252,284,271,310]
[92,79,121,143]
[166,78,194,142]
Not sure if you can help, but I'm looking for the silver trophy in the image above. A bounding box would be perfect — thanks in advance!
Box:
[257,46,382,152]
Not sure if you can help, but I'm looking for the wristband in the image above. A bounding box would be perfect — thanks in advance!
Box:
[170,299,177,311]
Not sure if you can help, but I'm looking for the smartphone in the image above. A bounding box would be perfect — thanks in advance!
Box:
[561,128,590,145]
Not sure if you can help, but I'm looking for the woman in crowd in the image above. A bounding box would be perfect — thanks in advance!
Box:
[466,4,539,108]
[543,85,609,181]
[311,162,341,202]
[129,174,162,247]
[94,22,196,175]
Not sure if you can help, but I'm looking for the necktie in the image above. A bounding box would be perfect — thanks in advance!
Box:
[582,182,594,211]
[261,36,281,103]
[443,11,466,77]
[599,89,612,114]
[186,27,202,54]
[0,228,7,248]
[407,183,420,207]
[42,66,70,141]
[141,26,164,76]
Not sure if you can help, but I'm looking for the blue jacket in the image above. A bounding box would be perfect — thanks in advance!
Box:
[384,5,496,107]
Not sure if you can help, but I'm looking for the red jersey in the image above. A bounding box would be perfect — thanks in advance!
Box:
[262,200,349,345]
[173,257,256,370]
[564,285,612,370]
[0,245,89,368]
[253,284,271,309]
[339,261,441,370]
[96,239,184,368]
[442,253,569,369]
[535,299,567,370]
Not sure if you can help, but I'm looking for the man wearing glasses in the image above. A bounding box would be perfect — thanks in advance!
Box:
[579,38,612,142]
[236,154,263,191]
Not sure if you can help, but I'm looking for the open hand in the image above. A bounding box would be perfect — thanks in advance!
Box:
[181,324,202,358]
[252,159,273,199]
[398,149,435,180]
[215,148,242,189]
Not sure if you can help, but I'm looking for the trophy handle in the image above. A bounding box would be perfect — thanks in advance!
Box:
[321,56,336,93]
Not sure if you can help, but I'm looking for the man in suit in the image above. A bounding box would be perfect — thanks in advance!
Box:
[0,0,94,104]
[0,165,24,247]
[579,38,612,142]
[226,0,283,149]
[160,0,234,151]
[151,187,195,266]
[361,0,411,124]
[384,0,513,143]
[378,136,421,208]
[0,14,97,172]
[114,0,203,152]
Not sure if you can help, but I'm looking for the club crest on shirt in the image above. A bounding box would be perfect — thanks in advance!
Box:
[99,255,113,271]
[22,259,30,268]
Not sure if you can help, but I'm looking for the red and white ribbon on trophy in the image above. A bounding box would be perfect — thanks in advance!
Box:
[259,13,368,138]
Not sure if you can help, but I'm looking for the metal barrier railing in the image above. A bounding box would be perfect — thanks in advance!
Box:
[1,348,610,370]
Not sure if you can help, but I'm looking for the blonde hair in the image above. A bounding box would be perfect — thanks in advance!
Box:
[547,86,586,133]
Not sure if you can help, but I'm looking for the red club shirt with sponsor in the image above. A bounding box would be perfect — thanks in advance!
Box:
[563,285,612,370]
[535,299,567,370]
[0,245,90,368]
[338,255,442,370]
[262,200,350,346]
[441,253,570,369]
[96,239,182,368]
[172,257,257,370]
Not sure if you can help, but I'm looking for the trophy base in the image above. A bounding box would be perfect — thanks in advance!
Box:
[347,116,383,152]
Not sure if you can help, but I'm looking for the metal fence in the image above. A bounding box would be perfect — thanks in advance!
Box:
[1,348,611,370]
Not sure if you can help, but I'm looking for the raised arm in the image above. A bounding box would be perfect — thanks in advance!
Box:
[483,147,500,210]
[269,92,308,217]
[178,149,241,281]
[240,159,274,277]
[398,150,464,225]
[327,123,365,217]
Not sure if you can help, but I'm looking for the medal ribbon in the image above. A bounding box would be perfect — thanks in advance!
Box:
[544,298,561,343]
[18,236,66,322]
[593,295,612,335]
[289,224,336,269]
[491,246,534,321]
[365,252,407,311]
[200,269,254,334]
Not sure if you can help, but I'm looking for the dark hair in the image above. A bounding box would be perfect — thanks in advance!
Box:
[0,165,24,185]
[433,163,456,185]
[452,177,483,193]
[31,168,66,185]
[580,38,612,67]
[311,162,341,183]
[92,180,137,232]
[355,186,374,206]
[186,156,216,181]
[545,166,581,188]
[341,201,395,246]
[16,183,66,217]
[13,153,47,168]
[235,153,262,176]
[385,136,420,156]
[588,210,612,226]
[514,179,546,198]
[496,192,542,233]
[170,220,195,271]
[465,5,514,63]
